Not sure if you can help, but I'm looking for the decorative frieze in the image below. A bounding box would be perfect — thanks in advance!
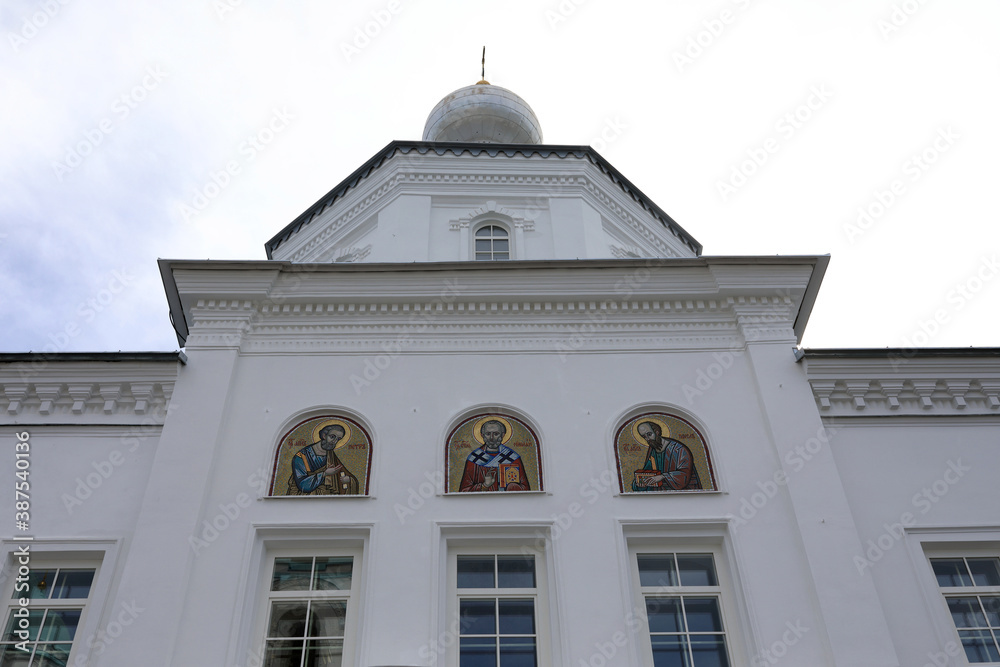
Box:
[808,378,1000,417]
[185,291,767,353]
[0,379,174,421]
[167,258,819,352]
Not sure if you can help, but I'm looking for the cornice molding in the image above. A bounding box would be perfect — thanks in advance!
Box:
[280,166,692,263]
[808,377,1000,417]
[162,257,823,349]
[448,200,535,232]
[1,378,174,422]
[180,291,795,353]
[805,352,1000,415]
[286,173,401,263]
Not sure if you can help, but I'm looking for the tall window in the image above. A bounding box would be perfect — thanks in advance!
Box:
[261,555,357,667]
[635,552,732,667]
[1,566,96,665]
[931,556,1000,663]
[475,225,510,261]
[455,554,538,667]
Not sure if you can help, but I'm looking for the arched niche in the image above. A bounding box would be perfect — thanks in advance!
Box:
[613,409,718,493]
[444,407,543,493]
[268,411,374,497]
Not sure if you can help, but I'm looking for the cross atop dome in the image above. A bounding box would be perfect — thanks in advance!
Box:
[422,50,543,144]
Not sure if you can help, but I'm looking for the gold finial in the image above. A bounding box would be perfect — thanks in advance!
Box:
[477,46,489,85]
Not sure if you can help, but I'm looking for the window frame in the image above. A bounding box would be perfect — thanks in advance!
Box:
[623,525,752,667]
[472,222,512,262]
[252,546,363,667]
[438,526,557,667]
[449,550,543,667]
[234,525,371,667]
[924,545,1000,665]
[0,539,117,667]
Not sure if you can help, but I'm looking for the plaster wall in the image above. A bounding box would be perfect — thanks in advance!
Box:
[153,347,842,666]
[0,425,158,538]
[827,421,1000,666]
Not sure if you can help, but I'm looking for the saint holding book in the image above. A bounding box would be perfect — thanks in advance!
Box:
[631,419,701,491]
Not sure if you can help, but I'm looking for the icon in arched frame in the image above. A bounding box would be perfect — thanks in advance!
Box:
[446,413,542,493]
[615,413,716,493]
[269,415,372,496]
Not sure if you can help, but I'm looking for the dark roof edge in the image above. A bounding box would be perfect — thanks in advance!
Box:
[793,255,829,344]
[158,258,188,348]
[801,348,1000,359]
[162,254,825,274]
[0,351,187,364]
[263,140,702,258]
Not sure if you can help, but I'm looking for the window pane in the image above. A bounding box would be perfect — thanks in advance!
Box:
[313,557,353,591]
[932,559,972,587]
[498,599,535,635]
[646,597,685,633]
[4,609,43,641]
[309,601,347,638]
[268,601,309,638]
[968,559,1000,587]
[499,636,536,667]
[476,227,497,237]
[460,637,497,667]
[684,598,724,633]
[32,643,71,667]
[492,253,509,261]
[476,240,493,252]
[458,557,495,588]
[949,597,988,628]
[51,570,95,599]
[651,635,690,667]
[497,557,535,588]
[689,635,730,667]
[475,253,493,261]
[460,599,496,635]
[37,609,81,642]
[263,639,303,667]
[677,555,718,587]
[958,629,1000,662]
[982,597,1000,627]
[304,639,343,667]
[272,558,313,591]
[0,644,33,667]
[10,569,56,600]
[639,555,678,587]
[493,240,509,252]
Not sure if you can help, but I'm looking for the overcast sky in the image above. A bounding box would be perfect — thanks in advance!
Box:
[1,0,997,352]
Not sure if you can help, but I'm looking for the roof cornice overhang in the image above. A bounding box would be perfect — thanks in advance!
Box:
[263,140,702,259]
[160,255,828,349]
[0,352,182,423]
[801,347,1000,418]
[0,352,185,363]
[802,347,1000,359]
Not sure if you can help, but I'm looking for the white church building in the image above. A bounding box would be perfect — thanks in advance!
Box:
[2,79,1000,667]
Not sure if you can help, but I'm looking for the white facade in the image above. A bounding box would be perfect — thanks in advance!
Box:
[2,83,999,667]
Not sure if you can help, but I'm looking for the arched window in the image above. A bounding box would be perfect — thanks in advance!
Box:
[474,224,510,261]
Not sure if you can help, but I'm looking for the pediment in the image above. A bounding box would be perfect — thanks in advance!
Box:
[265,141,701,263]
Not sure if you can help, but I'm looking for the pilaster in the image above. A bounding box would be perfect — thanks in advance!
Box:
[744,342,899,666]
[98,347,241,666]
